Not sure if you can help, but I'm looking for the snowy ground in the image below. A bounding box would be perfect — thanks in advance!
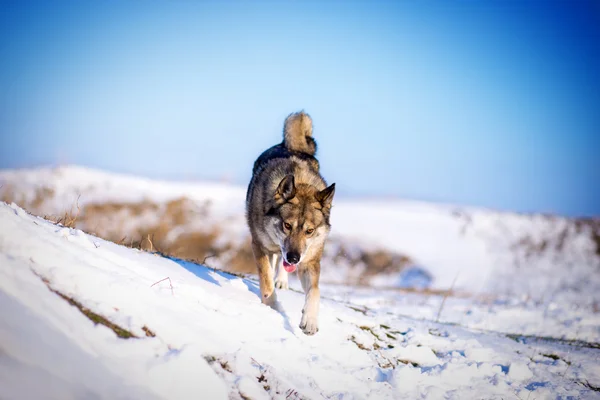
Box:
[2,201,600,399]
[1,166,598,296]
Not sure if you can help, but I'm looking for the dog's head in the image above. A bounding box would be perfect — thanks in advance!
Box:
[265,175,335,273]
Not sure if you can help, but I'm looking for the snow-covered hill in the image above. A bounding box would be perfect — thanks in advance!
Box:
[1,201,599,399]
[1,165,598,299]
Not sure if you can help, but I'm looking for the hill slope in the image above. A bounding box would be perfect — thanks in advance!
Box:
[1,165,598,298]
[1,202,599,399]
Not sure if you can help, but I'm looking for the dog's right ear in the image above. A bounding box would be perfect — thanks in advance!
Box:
[265,175,296,214]
[275,174,296,202]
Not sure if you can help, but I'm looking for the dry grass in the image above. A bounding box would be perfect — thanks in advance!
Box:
[222,237,257,274]
[1,185,56,214]
[358,250,412,284]
[75,197,227,268]
[52,195,81,228]
[0,187,255,273]
[510,216,600,261]
[325,238,415,285]
[436,272,459,323]
[31,269,137,339]
[0,185,80,228]
[2,186,417,281]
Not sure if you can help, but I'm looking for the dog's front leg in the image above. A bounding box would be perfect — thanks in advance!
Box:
[251,241,277,308]
[299,263,320,335]
[274,254,289,290]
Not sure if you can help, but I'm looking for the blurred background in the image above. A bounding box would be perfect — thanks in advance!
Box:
[1,0,599,216]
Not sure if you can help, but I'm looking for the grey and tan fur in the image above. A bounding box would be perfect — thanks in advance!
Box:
[246,111,335,335]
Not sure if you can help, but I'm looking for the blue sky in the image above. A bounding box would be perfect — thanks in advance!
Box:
[1,1,598,216]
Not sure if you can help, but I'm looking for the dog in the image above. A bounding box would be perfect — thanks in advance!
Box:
[246,111,335,335]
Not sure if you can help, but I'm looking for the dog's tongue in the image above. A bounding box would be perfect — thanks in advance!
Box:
[282,260,297,273]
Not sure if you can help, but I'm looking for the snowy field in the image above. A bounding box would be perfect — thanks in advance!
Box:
[1,166,598,295]
[1,166,599,399]
[1,202,599,399]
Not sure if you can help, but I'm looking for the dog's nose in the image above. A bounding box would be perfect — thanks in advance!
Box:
[286,252,300,264]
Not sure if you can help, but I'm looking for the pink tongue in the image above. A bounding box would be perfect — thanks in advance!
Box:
[283,260,297,273]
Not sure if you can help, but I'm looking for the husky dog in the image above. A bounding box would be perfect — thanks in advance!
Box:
[246,111,335,335]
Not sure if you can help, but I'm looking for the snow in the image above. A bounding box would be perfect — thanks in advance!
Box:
[508,362,534,382]
[319,284,600,343]
[1,165,597,300]
[1,200,600,399]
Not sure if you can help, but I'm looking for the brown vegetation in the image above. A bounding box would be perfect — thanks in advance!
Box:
[1,186,413,283]
[32,269,137,339]
[358,250,412,284]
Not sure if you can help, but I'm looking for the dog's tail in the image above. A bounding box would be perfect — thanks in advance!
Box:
[283,111,316,156]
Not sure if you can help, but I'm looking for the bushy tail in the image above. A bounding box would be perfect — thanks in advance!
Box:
[283,111,316,156]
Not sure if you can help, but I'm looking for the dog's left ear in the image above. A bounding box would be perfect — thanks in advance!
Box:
[316,183,335,209]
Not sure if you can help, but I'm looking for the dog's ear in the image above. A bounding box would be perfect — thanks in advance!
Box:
[316,183,335,209]
[264,175,295,215]
[275,175,296,201]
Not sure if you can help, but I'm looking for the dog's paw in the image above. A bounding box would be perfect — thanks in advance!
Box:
[299,313,319,335]
[274,279,289,290]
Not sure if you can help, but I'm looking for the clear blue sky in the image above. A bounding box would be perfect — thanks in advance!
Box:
[1,1,598,216]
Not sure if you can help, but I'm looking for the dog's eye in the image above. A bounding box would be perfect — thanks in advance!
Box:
[306,228,315,235]
[283,222,292,230]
